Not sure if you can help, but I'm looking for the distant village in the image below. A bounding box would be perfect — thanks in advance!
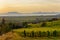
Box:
[0,12,60,35]
[0,12,60,24]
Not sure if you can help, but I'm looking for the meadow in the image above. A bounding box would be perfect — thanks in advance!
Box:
[13,20,60,40]
[0,18,60,40]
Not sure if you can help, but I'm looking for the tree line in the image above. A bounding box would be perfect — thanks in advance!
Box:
[0,18,59,35]
[21,30,60,37]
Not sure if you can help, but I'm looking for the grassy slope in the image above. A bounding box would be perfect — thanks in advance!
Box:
[12,20,60,40]
[13,27,60,33]
[0,31,60,40]
[14,20,60,32]
[1,20,60,40]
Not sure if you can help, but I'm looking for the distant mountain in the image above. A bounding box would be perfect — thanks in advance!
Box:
[33,12,60,14]
[0,12,60,23]
[0,12,60,16]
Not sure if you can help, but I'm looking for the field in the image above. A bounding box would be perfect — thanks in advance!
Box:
[1,18,60,40]
[11,27,60,40]
[13,20,60,40]
[1,27,60,40]
[14,27,60,32]
[0,16,59,23]
[0,32,60,40]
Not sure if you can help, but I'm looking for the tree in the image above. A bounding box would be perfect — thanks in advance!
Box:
[12,24,16,29]
[47,31,50,37]
[0,23,13,35]
[34,31,38,37]
[41,22,47,27]
[22,22,28,28]
[23,30,26,37]
[38,31,41,37]
[2,18,5,24]
[8,23,13,30]
[5,24,12,32]
[0,26,2,35]
[31,31,35,37]
[42,31,46,37]
[53,30,57,37]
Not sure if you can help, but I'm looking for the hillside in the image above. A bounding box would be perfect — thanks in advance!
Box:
[0,16,60,40]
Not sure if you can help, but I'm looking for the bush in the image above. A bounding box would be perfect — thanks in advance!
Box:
[41,22,47,27]
[23,30,26,37]
[31,31,35,37]
[38,31,41,37]
[22,22,28,28]
[42,31,47,37]
[47,31,50,37]
[53,30,57,37]
[22,30,59,37]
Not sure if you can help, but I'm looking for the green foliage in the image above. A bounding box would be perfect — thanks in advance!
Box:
[0,23,13,35]
[47,31,50,37]
[53,30,57,37]
[31,31,35,37]
[22,22,28,28]
[21,30,59,37]
[27,20,60,27]
[42,31,47,37]
[23,30,26,37]
[38,31,41,37]
[41,22,47,27]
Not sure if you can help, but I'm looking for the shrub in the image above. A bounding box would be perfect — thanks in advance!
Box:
[31,31,35,37]
[22,22,28,28]
[23,30,26,37]
[34,31,38,37]
[47,31,50,37]
[41,22,47,27]
[53,30,57,37]
[42,31,47,37]
[38,31,41,37]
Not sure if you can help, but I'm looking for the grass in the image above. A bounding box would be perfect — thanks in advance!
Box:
[12,27,60,40]
[1,31,60,40]
[1,20,60,40]
[13,20,60,39]
[27,20,60,28]
[13,20,60,35]
[13,27,60,33]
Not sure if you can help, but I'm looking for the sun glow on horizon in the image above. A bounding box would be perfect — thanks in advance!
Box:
[0,0,60,13]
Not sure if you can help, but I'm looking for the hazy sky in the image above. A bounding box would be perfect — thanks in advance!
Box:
[0,0,60,13]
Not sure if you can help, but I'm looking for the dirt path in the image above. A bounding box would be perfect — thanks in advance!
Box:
[0,32,21,40]
[0,32,60,40]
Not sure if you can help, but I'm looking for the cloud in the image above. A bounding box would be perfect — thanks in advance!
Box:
[6,0,60,4]
[46,0,60,3]
[0,0,60,13]
[0,0,60,6]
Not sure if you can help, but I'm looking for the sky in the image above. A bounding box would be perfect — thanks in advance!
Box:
[0,0,60,13]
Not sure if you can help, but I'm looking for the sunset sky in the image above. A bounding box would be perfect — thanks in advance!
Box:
[0,0,60,13]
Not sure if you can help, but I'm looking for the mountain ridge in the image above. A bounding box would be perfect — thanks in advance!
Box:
[0,12,60,16]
